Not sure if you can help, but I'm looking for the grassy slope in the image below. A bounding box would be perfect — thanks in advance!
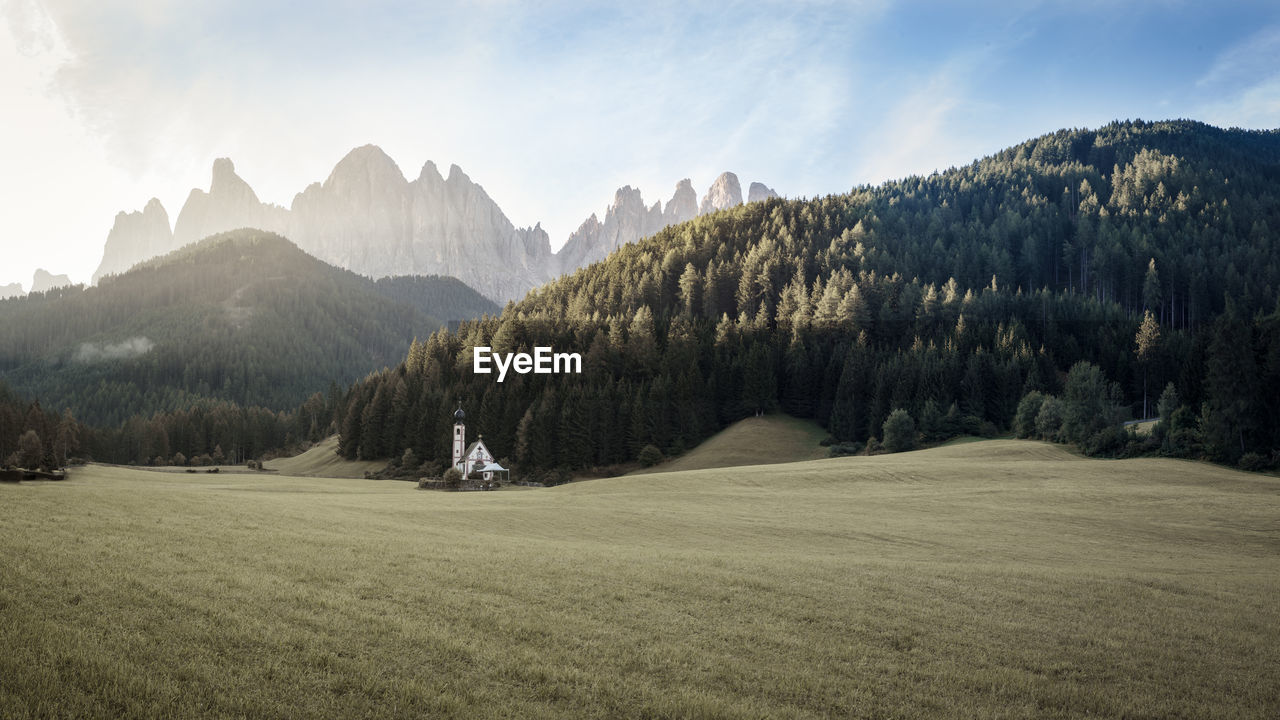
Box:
[263,436,388,478]
[2,440,1278,718]
[631,415,829,474]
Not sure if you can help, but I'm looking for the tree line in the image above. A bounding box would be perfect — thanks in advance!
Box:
[336,120,1280,479]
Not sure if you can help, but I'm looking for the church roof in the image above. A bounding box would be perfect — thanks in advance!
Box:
[463,439,492,458]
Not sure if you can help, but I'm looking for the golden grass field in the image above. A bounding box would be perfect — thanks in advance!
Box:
[263,435,388,478]
[2,439,1278,718]
[630,415,830,474]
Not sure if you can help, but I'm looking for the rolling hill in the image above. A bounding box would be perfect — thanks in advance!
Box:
[630,414,829,474]
[263,435,387,478]
[0,230,496,426]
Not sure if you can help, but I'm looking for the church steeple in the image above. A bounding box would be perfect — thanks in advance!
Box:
[451,404,466,470]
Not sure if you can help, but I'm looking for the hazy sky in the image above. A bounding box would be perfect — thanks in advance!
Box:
[2,0,1279,290]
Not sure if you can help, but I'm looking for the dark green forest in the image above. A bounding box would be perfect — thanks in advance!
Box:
[335,120,1280,479]
[0,231,495,427]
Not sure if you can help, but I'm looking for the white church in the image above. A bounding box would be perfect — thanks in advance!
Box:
[451,405,508,482]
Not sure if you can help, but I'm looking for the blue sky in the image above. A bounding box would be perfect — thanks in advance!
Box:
[2,0,1279,289]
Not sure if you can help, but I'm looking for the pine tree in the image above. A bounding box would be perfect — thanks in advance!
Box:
[1135,310,1160,418]
[1142,258,1162,317]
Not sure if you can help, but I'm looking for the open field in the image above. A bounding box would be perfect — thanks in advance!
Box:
[631,415,829,474]
[2,440,1278,718]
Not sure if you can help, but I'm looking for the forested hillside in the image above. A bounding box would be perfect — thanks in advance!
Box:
[0,231,496,427]
[338,120,1280,478]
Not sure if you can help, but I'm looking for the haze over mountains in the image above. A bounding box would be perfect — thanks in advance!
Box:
[93,148,778,303]
[0,270,75,298]
[1,230,497,425]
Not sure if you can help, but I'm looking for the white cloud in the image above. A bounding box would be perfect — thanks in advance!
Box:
[1198,76,1280,130]
[1197,25,1280,90]
[1194,25,1280,130]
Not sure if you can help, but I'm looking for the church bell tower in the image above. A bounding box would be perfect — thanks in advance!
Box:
[451,405,466,470]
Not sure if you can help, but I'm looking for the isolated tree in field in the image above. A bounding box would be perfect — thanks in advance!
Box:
[17,430,42,469]
[637,444,664,467]
[1135,310,1160,418]
[1035,396,1064,440]
[1060,362,1124,445]
[882,409,917,453]
[1013,391,1046,438]
[401,447,420,473]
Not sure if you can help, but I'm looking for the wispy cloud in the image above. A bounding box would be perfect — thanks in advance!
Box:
[1197,25,1280,90]
[1195,24,1280,129]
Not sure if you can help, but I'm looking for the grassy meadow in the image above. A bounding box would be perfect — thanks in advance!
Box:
[2,440,1278,718]
[629,415,830,474]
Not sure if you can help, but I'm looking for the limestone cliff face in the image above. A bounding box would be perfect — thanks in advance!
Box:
[173,158,289,247]
[31,269,72,293]
[91,147,777,303]
[556,185,665,274]
[699,172,743,214]
[286,148,552,301]
[664,179,699,226]
[748,182,779,203]
[286,145,415,280]
[93,198,174,283]
[0,282,24,299]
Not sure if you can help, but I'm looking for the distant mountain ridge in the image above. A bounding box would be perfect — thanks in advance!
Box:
[3,230,497,425]
[92,149,778,302]
[0,269,75,299]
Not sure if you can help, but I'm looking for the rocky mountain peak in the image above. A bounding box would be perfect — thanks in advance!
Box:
[94,198,175,283]
[210,157,240,189]
[327,145,407,192]
[447,163,471,185]
[174,156,288,247]
[748,182,779,203]
[700,172,743,215]
[664,179,699,225]
[92,147,777,304]
[31,268,72,294]
[419,160,444,185]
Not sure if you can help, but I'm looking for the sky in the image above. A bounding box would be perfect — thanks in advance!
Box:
[2,0,1279,290]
